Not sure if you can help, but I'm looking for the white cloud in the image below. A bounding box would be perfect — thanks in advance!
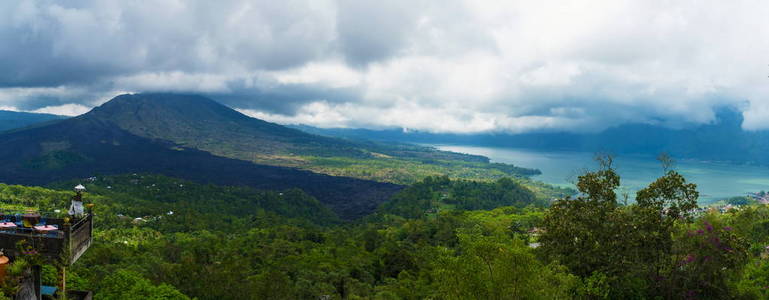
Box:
[113,72,232,93]
[33,103,90,116]
[2,0,769,132]
[273,61,362,89]
[238,101,351,128]
[242,100,594,134]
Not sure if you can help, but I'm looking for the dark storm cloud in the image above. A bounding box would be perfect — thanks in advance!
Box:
[0,1,767,132]
[207,82,362,116]
[0,0,338,87]
[335,0,422,66]
[0,0,403,117]
[12,94,81,111]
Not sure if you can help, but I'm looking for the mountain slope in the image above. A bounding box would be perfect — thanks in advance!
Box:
[0,110,65,132]
[0,109,400,219]
[0,93,554,216]
[75,93,540,184]
[86,93,367,159]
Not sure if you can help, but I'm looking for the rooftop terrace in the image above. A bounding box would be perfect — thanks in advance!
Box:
[0,213,92,265]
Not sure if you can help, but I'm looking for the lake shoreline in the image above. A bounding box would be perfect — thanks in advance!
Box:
[432,144,769,205]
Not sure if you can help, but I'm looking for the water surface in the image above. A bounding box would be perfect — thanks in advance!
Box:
[436,145,769,203]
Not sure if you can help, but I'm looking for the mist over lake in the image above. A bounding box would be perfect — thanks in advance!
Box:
[435,145,769,204]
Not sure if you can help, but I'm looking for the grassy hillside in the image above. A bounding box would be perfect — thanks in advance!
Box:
[84,93,541,184]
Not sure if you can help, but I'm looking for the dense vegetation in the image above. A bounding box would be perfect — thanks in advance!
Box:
[380,176,544,218]
[300,155,540,185]
[0,158,766,298]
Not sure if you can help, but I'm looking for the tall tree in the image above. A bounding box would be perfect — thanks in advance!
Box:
[540,154,709,298]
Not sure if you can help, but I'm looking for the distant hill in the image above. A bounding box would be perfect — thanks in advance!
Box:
[86,94,508,165]
[86,93,367,158]
[0,110,65,132]
[0,94,404,219]
[75,94,540,184]
[0,93,560,218]
[0,93,549,219]
[294,108,769,165]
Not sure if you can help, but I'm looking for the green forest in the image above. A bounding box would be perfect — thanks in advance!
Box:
[0,160,767,299]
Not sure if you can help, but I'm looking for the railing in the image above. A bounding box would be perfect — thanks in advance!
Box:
[67,214,93,264]
[0,213,93,265]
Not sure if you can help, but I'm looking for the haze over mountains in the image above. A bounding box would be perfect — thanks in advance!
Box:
[0,110,64,131]
[295,108,769,165]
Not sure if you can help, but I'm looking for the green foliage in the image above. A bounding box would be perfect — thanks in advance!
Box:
[662,215,749,299]
[0,183,76,213]
[735,258,769,298]
[248,268,296,299]
[431,231,576,299]
[380,176,542,218]
[0,257,27,296]
[538,156,753,298]
[303,154,541,185]
[1,167,766,299]
[540,159,626,279]
[52,174,340,228]
[23,151,91,170]
[728,205,769,247]
[96,269,189,300]
[574,155,620,204]
[576,271,610,299]
[40,264,58,286]
[726,196,755,206]
[5,258,28,278]
[49,174,555,299]
[636,169,699,220]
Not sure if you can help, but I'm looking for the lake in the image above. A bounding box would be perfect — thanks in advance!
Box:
[434,145,769,204]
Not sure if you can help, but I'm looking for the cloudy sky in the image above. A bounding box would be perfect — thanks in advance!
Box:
[2,0,769,133]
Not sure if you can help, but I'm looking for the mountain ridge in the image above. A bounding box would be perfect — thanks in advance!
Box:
[69,93,539,185]
[0,94,403,219]
[84,93,365,157]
